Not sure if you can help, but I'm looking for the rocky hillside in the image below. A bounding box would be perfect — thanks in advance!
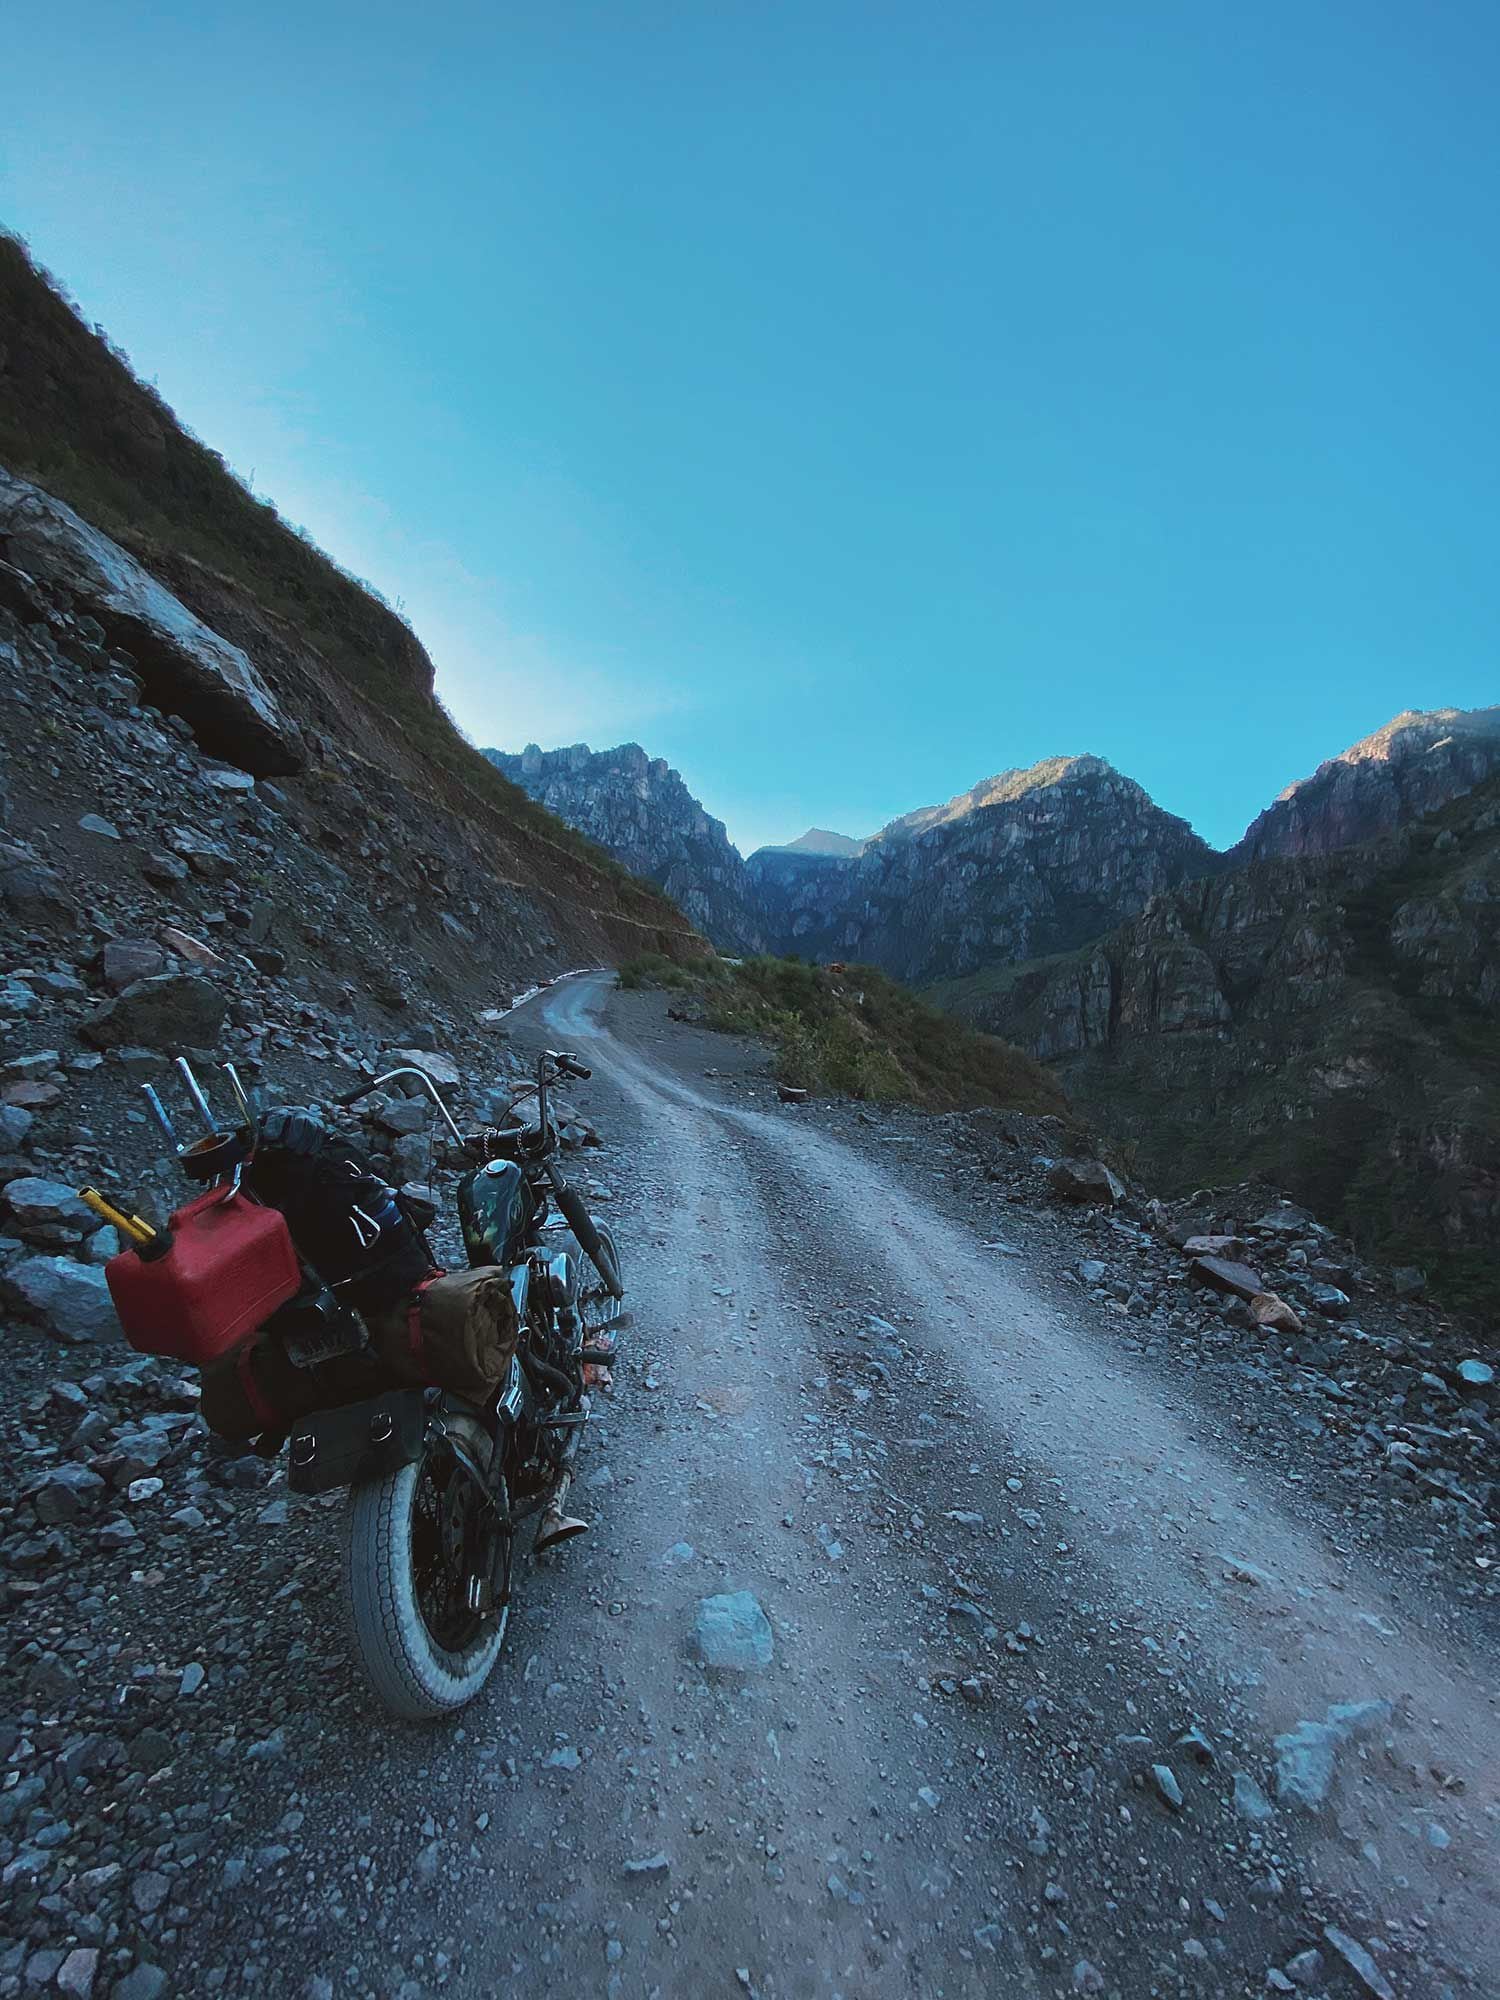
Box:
[938,775,1500,1309]
[753,755,1217,982]
[0,234,701,972]
[1233,706,1500,863]
[483,742,764,954]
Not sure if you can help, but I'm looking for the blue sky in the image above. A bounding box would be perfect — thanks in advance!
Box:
[4,1,1496,853]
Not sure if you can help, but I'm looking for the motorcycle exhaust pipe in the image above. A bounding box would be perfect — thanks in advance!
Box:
[534,1394,591,1555]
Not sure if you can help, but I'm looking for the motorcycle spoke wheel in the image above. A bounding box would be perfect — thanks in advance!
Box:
[410,1457,487,1655]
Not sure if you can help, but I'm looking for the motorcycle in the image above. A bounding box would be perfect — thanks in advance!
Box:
[91,1046,624,1720]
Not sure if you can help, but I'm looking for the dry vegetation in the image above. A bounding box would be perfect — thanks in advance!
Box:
[620,953,1067,1114]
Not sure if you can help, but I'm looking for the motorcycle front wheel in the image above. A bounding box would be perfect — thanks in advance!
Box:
[343,1414,510,1721]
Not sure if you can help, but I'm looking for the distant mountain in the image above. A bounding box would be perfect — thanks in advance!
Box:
[750,754,1216,982]
[764,827,867,858]
[1232,707,1500,863]
[483,742,764,954]
[875,756,1103,842]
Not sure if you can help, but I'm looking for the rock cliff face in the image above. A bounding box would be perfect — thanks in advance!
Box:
[484,743,765,954]
[752,755,1217,983]
[1233,707,1500,863]
[743,845,861,949]
[0,468,300,776]
[948,777,1500,1306]
[507,747,1223,980]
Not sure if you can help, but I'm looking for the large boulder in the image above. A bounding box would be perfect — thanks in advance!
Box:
[692,1591,774,1671]
[33,1462,109,1524]
[2,1255,119,1342]
[0,468,301,776]
[1049,1158,1125,1205]
[79,973,227,1051]
[1249,1291,1304,1335]
[0,839,72,925]
[1189,1255,1265,1303]
[102,940,168,991]
[0,1102,34,1146]
[2,1177,93,1230]
[386,1048,463,1093]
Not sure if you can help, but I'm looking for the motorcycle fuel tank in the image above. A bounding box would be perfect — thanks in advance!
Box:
[457,1159,538,1268]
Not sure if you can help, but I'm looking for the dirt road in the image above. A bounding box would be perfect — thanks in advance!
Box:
[453,971,1495,2000]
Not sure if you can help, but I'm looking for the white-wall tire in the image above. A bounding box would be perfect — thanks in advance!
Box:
[343,1429,508,1721]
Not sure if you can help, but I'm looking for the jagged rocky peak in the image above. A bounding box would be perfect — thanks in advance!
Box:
[484,740,764,955]
[953,771,1500,1303]
[512,740,656,782]
[877,752,1127,842]
[1234,705,1500,862]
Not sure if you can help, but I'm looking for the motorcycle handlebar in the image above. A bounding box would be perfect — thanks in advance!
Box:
[327,1067,467,1146]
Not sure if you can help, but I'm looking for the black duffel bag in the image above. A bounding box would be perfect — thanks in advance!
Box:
[246,1108,432,1313]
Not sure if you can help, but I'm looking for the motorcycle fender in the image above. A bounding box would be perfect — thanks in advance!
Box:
[287,1389,427,1496]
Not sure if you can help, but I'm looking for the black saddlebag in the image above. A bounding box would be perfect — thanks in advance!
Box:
[286,1389,428,1496]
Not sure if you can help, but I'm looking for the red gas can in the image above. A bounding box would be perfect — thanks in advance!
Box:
[106,1189,302,1364]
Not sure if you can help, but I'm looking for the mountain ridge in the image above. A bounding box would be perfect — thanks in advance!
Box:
[756,827,867,859]
[495,708,1500,984]
[1232,705,1500,863]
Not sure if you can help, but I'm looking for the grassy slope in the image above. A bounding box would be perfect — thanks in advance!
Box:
[0,232,692,936]
[622,953,1068,1116]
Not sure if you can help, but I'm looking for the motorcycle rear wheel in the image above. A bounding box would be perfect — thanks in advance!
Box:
[344,1415,509,1720]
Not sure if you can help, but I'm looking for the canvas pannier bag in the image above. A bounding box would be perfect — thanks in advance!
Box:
[364,1266,520,1404]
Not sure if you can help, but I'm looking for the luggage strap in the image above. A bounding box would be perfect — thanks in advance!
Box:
[237,1343,279,1433]
[406,1269,447,1375]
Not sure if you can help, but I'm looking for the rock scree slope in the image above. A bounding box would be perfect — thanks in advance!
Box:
[0,230,703,975]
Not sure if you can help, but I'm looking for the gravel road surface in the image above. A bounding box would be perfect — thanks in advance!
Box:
[455,971,1494,2000]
